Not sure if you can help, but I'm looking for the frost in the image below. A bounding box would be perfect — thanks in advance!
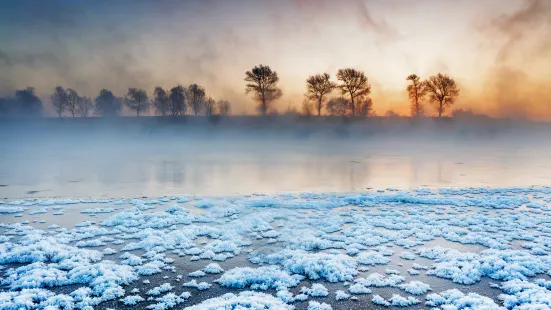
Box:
[419,247,549,284]
[120,295,144,305]
[183,279,212,290]
[348,283,372,294]
[499,279,551,308]
[119,253,144,266]
[398,281,432,295]
[29,208,48,215]
[399,251,416,260]
[335,290,350,300]
[4,187,551,309]
[389,294,421,307]
[147,283,173,296]
[253,250,358,282]
[372,295,391,306]
[146,292,191,310]
[355,273,405,287]
[185,291,293,310]
[301,283,329,297]
[308,301,333,310]
[0,206,26,214]
[188,270,206,277]
[203,263,224,274]
[135,261,165,275]
[426,289,502,309]
[407,269,420,275]
[356,251,390,266]
[216,266,303,290]
[411,263,428,270]
[81,207,115,214]
[102,248,117,255]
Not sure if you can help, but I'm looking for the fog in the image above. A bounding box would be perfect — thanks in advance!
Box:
[1,117,550,199]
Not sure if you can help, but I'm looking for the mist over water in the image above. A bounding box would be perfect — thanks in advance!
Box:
[2,117,550,199]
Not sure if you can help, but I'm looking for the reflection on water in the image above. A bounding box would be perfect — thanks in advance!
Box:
[1,138,550,198]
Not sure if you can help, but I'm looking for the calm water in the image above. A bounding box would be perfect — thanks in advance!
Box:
[1,136,550,199]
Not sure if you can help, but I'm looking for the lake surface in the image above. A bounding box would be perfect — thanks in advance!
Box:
[1,136,550,199]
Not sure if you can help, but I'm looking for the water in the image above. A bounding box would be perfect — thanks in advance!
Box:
[2,123,551,309]
[1,136,550,199]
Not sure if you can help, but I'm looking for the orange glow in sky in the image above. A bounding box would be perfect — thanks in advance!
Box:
[1,0,550,119]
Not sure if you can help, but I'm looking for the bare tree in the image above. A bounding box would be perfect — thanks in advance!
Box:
[66,88,80,117]
[51,86,68,117]
[217,100,231,116]
[188,84,206,116]
[336,68,371,116]
[125,88,149,116]
[153,87,169,116]
[77,96,94,117]
[424,73,460,118]
[245,64,282,116]
[204,97,216,116]
[169,85,186,116]
[406,74,427,118]
[95,89,121,116]
[306,73,336,116]
[326,97,349,116]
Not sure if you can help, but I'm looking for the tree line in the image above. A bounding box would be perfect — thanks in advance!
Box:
[244,65,460,118]
[0,65,459,118]
[0,85,232,118]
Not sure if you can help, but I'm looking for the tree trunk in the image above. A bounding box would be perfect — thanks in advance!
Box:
[261,92,266,116]
[438,102,443,118]
[318,99,322,116]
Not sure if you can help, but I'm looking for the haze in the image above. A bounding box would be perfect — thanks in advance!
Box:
[1,0,550,119]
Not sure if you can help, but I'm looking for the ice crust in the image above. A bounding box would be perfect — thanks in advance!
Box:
[2,187,551,309]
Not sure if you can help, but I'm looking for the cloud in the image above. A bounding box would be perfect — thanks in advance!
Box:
[292,0,400,43]
[472,0,551,120]
[490,0,551,62]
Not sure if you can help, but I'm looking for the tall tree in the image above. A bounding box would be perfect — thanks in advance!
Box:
[336,68,371,116]
[245,64,282,116]
[51,86,68,117]
[125,88,149,116]
[15,87,43,116]
[204,97,216,116]
[169,85,186,116]
[424,73,460,117]
[153,87,169,116]
[306,73,336,116]
[77,96,94,117]
[406,74,427,118]
[66,88,80,118]
[217,100,231,116]
[188,84,206,116]
[95,89,121,116]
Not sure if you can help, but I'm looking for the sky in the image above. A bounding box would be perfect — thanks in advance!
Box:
[0,0,550,119]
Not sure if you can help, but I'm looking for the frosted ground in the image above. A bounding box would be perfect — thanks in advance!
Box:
[2,187,551,309]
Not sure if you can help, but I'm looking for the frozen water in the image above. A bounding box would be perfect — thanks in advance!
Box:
[2,187,551,308]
